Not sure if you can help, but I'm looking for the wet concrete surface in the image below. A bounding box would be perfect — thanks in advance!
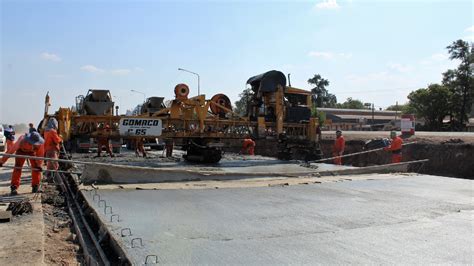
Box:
[80,151,356,184]
[84,174,473,265]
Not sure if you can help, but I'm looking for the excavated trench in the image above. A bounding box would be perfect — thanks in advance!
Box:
[223,139,474,179]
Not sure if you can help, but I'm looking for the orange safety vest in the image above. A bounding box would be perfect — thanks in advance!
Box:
[386,136,403,153]
[44,129,63,152]
[333,136,345,154]
[1,135,45,164]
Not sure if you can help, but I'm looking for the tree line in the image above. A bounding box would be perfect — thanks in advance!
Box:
[234,39,473,131]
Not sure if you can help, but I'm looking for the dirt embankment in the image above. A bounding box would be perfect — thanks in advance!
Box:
[319,139,474,179]
[224,137,474,179]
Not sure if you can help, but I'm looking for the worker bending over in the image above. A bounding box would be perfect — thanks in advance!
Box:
[333,130,345,165]
[241,137,255,155]
[44,118,63,173]
[384,131,403,163]
[0,132,45,195]
[96,124,114,157]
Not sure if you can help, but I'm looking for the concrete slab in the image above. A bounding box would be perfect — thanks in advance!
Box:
[83,174,474,265]
[85,173,408,191]
[81,161,342,184]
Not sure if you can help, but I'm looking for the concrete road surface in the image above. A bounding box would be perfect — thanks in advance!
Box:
[85,174,473,265]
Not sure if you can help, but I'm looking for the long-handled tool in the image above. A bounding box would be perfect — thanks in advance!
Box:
[0,152,103,166]
[0,165,82,175]
[307,141,417,164]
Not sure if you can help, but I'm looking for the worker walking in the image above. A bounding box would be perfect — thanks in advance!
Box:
[165,138,174,157]
[44,118,63,173]
[241,137,255,155]
[0,132,45,195]
[4,125,16,153]
[96,124,114,157]
[135,138,147,157]
[333,130,345,165]
[384,131,403,163]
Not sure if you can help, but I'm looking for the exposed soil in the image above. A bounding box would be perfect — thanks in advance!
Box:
[41,182,82,265]
[223,134,474,179]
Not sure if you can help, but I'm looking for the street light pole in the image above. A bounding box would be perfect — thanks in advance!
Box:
[372,103,375,125]
[130,89,146,102]
[178,68,200,95]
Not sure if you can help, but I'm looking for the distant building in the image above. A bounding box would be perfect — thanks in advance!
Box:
[318,108,403,131]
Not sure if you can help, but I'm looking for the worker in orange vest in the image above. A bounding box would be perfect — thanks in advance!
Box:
[384,131,403,163]
[333,130,345,165]
[0,132,45,195]
[135,138,146,157]
[241,137,255,155]
[44,118,63,173]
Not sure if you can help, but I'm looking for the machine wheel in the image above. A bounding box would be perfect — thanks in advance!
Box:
[183,138,222,163]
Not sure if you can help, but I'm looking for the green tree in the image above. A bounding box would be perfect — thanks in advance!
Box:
[386,103,412,114]
[444,40,473,129]
[407,84,452,131]
[234,88,254,116]
[311,107,326,125]
[307,74,337,107]
[336,97,365,109]
[442,69,463,129]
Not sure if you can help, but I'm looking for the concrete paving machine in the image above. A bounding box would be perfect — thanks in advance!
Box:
[41,89,122,153]
[44,70,322,162]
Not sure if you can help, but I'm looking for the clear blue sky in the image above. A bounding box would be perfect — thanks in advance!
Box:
[1,0,472,124]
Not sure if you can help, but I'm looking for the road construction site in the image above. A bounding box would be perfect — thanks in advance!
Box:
[1,70,473,265]
[1,137,473,265]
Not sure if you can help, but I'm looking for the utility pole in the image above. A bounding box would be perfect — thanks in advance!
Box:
[372,103,375,125]
[395,101,398,120]
[130,90,146,103]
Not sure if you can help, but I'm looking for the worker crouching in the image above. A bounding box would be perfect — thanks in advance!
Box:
[0,132,45,195]
[384,131,403,163]
[241,137,255,155]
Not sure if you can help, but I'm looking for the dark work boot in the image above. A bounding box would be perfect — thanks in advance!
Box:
[32,185,40,193]
[10,185,18,196]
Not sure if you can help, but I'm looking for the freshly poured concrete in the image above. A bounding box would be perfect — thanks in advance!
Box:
[81,159,350,184]
[84,174,473,265]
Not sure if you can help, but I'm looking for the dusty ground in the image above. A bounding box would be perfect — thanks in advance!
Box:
[42,182,82,265]
[0,161,81,265]
[0,161,45,265]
